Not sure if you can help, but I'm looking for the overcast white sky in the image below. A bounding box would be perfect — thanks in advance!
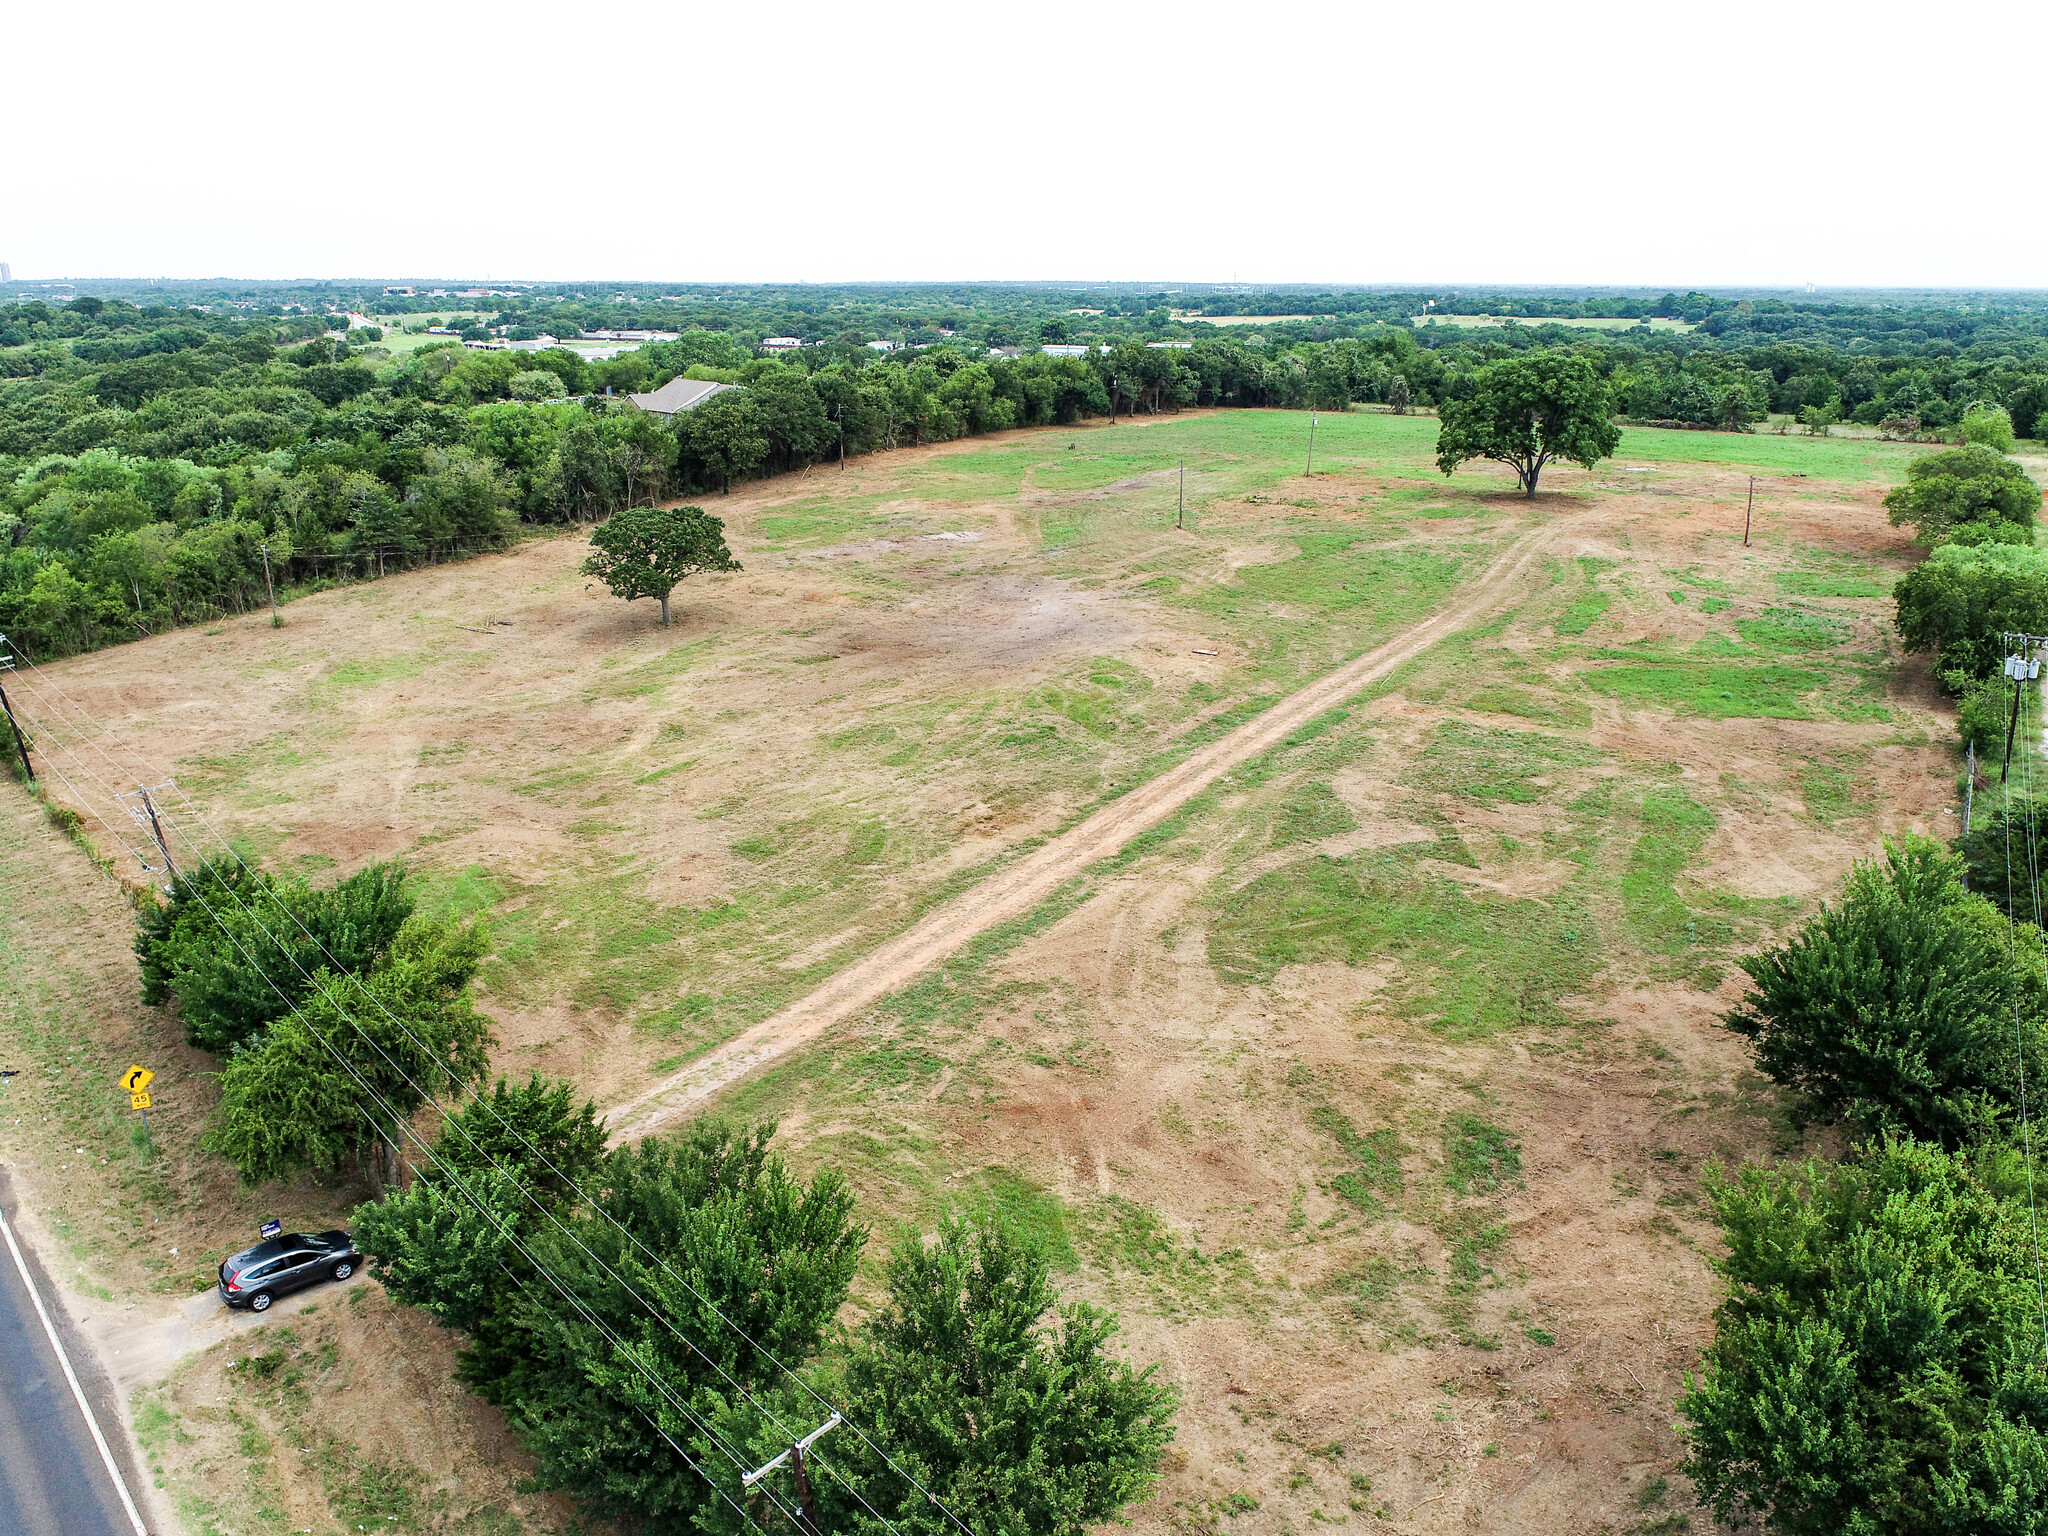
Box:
[8,0,2043,289]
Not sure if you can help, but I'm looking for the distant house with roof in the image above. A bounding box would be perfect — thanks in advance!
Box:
[628,377,737,418]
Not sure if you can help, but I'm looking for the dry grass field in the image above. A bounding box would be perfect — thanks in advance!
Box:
[0,408,1954,1536]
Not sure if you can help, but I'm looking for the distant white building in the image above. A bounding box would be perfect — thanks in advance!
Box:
[1040,344,1095,358]
[762,337,803,351]
[628,376,737,418]
[384,285,414,296]
[867,339,900,352]
[583,329,680,343]
[1146,341,1192,350]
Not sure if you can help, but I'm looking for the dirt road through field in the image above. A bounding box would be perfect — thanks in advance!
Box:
[609,510,1587,1140]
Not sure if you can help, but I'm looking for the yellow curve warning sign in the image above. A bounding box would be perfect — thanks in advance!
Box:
[119,1065,154,1094]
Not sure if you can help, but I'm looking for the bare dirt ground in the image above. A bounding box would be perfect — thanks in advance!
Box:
[1,412,1950,1536]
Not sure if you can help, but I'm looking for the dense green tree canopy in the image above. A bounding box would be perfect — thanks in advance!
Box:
[1961,402,2017,453]
[1725,836,2048,1146]
[1884,443,2041,546]
[362,1120,865,1534]
[1682,1137,2048,1536]
[1434,353,1621,496]
[826,1216,1181,1536]
[581,503,740,626]
[136,858,413,1051]
[1893,541,2048,691]
[201,912,495,1185]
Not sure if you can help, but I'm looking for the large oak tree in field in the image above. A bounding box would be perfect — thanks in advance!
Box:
[582,503,740,626]
[1435,352,1621,496]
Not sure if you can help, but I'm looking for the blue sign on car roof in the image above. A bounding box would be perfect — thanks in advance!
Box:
[260,1218,282,1238]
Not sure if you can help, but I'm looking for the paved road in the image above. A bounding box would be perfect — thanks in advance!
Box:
[0,1170,149,1535]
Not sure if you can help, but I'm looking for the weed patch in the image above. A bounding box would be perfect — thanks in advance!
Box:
[1207,850,1600,1037]
[1404,720,1601,805]
[1272,781,1359,846]
[1581,661,1825,719]
[1444,1115,1522,1195]
[1735,607,1851,652]
[1621,785,1724,959]
[1777,569,1891,598]
[1309,1104,1404,1213]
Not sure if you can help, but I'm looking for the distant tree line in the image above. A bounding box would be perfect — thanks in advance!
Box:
[12,288,2048,663]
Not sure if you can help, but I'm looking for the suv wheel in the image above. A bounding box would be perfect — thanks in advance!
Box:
[249,1291,273,1313]
[332,1259,355,1282]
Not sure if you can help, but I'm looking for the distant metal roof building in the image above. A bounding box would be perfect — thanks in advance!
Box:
[762,337,803,351]
[627,377,737,417]
[1039,344,1095,358]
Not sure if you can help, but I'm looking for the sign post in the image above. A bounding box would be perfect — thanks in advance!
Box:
[119,1066,155,1157]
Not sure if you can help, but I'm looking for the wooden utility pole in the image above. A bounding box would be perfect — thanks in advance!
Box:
[1178,459,1185,529]
[260,543,280,624]
[136,784,178,879]
[1306,412,1317,476]
[742,1411,840,1536]
[789,1442,822,1536]
[1743,476,1755,547]
[0,674,32,783]
[1999,638,2047,783]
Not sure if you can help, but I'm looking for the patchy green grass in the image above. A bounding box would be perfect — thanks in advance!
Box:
[966,1168,1078,1269]
[1799,758,1866,825]
[1444,1115,1522,1195]
[1207,849,1600,1037]
[1610,425,1924,484]
[1622,786,1727,960]
[1309,1104,1405,1214]
[1580,660,1827,719]
[1735,607,1852,652]
[1777,569,1892,599]
[1403,720,1601,805]
[1272,781,1359,846]
[1554,591,1611,636]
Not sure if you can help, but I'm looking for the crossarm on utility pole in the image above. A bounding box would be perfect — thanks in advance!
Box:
[741,1411,842,1489]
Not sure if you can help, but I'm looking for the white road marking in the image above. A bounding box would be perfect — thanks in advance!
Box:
[0,1198,150,1536]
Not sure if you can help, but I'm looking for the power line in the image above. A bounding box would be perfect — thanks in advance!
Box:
[0,649,939,1534]
[2,682,861,1527]
[1997,640,2048,1364]
[0,675,797,1467]
[125,853,803,1536]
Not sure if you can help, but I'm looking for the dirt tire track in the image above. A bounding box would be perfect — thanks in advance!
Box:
[610,511,1587,1140]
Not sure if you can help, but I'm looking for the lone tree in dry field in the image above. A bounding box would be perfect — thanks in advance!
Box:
[1435,351,1621,497]
[582,503,741,626]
